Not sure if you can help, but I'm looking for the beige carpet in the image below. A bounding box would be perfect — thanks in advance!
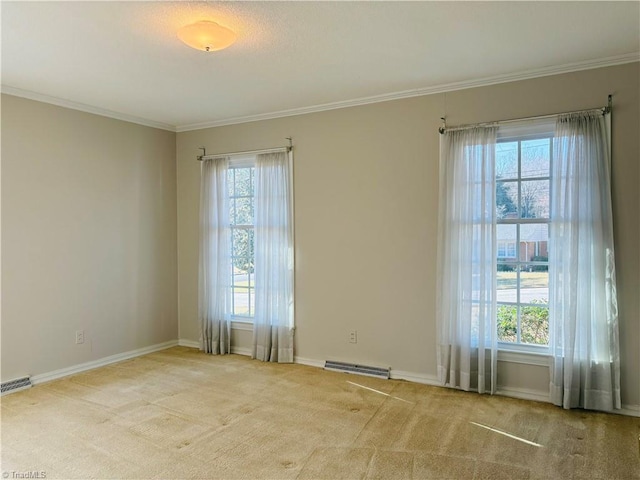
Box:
[1,346,638,479]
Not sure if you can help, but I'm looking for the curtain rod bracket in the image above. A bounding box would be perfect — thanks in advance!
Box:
[197,147,206,161]
[439,117,446,135]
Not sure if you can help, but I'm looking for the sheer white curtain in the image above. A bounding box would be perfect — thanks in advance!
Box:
[437,126,498,394]
[199,157,231,354]
[253,151,294,362]
[549,111,620,411]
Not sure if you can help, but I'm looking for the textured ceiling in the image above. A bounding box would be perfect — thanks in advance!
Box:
[2,1,639,131]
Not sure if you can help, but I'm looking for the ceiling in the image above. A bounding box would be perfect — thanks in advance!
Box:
[2,1,639,132]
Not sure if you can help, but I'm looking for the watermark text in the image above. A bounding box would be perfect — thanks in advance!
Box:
[2,472,47,479]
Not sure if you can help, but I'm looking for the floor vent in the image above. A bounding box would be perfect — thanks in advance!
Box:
[1,376,32,395]
[324,361,390,380]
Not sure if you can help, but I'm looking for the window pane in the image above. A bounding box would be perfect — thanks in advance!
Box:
[234,168,251,196]
[520,224,548,262]
[520,266,548,304]
[497,304,517,343]
[520,180,549,219]
[521,305,549,345]
[496,181,518,219]
[233,287,250,316]
[233,256,251,277]
[229,198,236,225]
[232,229,249,259]
[497,268,517,303]
[235,197,253,225]
[496,142,518,179]
[232,264,249,284]
[227,169,235,197]
[497,224,516,260]
[521,138,550,178]
[248,229,254,266]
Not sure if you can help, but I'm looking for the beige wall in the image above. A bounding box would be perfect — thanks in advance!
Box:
[2,62,637,408]
[177,62,639,407]
[1,95,178,381]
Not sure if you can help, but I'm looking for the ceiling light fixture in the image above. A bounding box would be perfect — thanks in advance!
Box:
[177,21,236,52]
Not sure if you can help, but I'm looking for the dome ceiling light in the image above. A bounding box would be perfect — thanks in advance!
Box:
[177,20,237,52]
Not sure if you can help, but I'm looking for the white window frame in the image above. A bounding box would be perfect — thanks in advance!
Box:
[496,121,553,354]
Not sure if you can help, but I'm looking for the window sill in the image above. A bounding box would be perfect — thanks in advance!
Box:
[231,320,253,331]
[497,348,549,367]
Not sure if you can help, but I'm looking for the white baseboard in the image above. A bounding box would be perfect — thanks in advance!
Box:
[293,356,325,368]
[31,340,179,385]
[178,339,200,349]
[231,346,252,356]
[619,404,640,417]
[178,339,251,357]
[494,388,640,417]
[390,369,440,386]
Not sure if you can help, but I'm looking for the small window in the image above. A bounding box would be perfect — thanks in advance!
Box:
[497,241,517,259]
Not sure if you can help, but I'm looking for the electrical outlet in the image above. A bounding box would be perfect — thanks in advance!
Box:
[349,330,357,344]
[75,330,85,344]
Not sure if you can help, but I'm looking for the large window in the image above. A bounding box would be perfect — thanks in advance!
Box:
[199,148,294,358]
[228,157,255,319]
[496,135,550,348]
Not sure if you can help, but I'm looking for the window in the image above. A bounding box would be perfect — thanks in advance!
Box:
[437,111,616,398]
[199,148,294,357]
[496,134,550,348]
[228,156,255,319]
[497,241,516,259]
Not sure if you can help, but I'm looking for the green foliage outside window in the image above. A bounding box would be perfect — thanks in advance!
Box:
[497,300,549,345]
[229,167,255,275]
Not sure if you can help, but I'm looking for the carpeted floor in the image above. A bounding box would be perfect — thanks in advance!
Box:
[1,346,638,479]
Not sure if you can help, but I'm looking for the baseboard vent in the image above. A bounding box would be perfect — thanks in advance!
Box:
[1,376,32,395]
[324,360,390,379]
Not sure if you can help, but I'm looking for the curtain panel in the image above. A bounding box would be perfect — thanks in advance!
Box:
[549,111,621,411]
[253,151,295,363]
[198,157,232,354]
[437,126,499,394]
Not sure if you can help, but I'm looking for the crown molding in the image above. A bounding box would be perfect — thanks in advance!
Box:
[177,52,639,132]
[3,53,638,134]
[0,85,176,132]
